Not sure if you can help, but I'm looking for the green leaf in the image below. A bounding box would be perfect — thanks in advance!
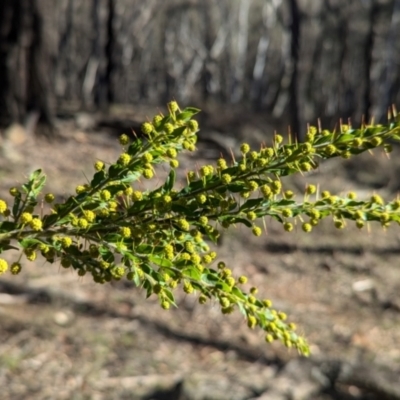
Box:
[53,215,73,227]
[141,263,153,276]
[226,183,247,193]
[91,170,107,187]
[12,194,22,218]
[29,169,43,181]
[389,131,400,141]
[108,164,123,178]
[19,238,43,249]
[122,252,141,263]
[163,169,176,192]
[98,246,114,263]
[313,134,334,146]
[183,266,202,281]
[200,271,231,292]
[222,217,252,228]
[363,126,384,138]
[170,126,187,138]
[176,111,197,122]
[231,286,247,301]
[149,255,173,268]
[120,170,141,184]
[171,202,198,214]
[143,279,153,298]
[101,234,121,245]
[0,221,17,233]
[349,147,369,155]
[239,198,264,212]
[0,242,17,252]
[257,312,267,327]
[71,259,82,270]
[340,210,356,220]
[127,139,143,156]
[201,271,219,284]
[64,245,82,257]
[34,174,47,193]
[133,270,142,287]
[345,200,364,207]
[142,263,163,282]
[237,301,246,316]
[135,244,154,255]
[335,133,355,143]
[268,213,284,223]
[73,192,89,204]
[22,170,47,199]
[43,214,59,229]
[172,259,189,269]
[127,201,148,215]
[179,180,203,195]
[276,199,296,206]
[163,288,177,307]
[181,107,201,117]
[215,281,232,292]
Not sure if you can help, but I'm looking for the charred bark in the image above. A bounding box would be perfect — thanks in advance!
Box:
[0,0,55,135]
[1,0,400,140]
[288,0,300,140]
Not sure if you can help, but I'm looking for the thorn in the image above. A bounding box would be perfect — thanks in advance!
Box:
[230,147,236,164]
[262,217,268,234]
[317,118,322,133]
[40,198,44,219]
[388,107,392,121]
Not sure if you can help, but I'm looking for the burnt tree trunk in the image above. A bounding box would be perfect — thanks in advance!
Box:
[0,0,55,135]
[1,0,400,140]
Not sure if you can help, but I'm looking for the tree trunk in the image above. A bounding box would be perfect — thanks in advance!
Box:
[2,0,400,140]
[0,0,55,135]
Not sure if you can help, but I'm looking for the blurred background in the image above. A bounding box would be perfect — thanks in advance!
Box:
[1,1,400,399]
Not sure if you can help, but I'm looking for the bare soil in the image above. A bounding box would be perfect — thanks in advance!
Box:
[0,109,400,400]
